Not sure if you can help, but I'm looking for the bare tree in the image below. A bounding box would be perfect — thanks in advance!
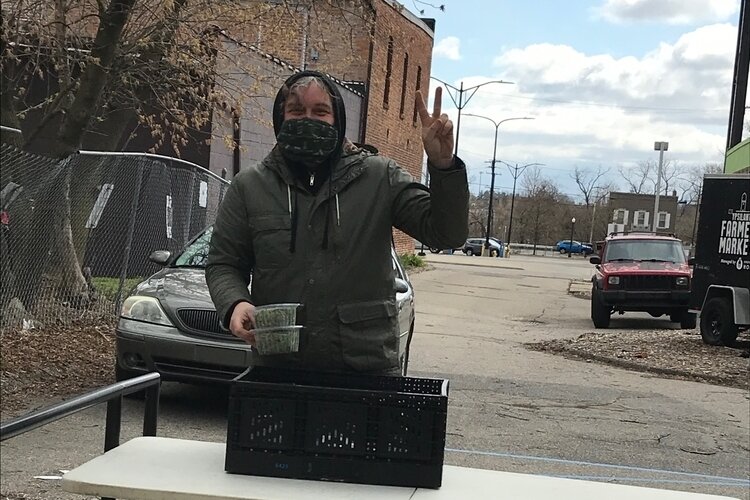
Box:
[1,0,441,317]
[617,159,686,196]
[683,162,723,204]
[571,165,609,207]
[515,167,565,251]
[618,161,652,194]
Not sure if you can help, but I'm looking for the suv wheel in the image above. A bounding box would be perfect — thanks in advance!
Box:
[700,298,738,346]
[590,286,611,328]
[680,312,697,329]
[670,310,697,329]
[466,248,474,256]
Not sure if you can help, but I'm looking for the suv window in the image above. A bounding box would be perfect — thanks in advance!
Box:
[604,239,685,263]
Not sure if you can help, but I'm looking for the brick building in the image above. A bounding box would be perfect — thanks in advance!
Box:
[219,0,436,253]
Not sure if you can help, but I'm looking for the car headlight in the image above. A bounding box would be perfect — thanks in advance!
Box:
[121,296,174,326]
[675,276,689,287]
[608,276,620,285]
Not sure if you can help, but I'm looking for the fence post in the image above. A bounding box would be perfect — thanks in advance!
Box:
[115,163,144,313]
[184,168,196,246]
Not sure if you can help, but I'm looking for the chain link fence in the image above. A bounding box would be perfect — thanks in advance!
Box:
[1,141,229,332]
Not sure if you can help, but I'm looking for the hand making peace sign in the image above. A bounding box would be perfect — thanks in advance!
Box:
[415,87,455,170]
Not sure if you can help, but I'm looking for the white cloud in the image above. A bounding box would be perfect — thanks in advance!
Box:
[436,23,740,195]
[490,23,736,117]
[433,36,461,60]
[596,0,739,25]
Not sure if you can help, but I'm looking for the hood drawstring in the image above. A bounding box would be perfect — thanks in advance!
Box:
[335,194,341,227]
[322,180,332,249]
[288,185,298,253]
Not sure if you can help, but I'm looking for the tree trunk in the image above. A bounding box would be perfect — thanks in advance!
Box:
[15,0,138,314]
[47,168,90,308]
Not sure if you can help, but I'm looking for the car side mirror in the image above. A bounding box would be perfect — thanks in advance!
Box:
[589,256,601,265]
[688,257,695,266]
[395,277,409,294]
[149,250,172,266]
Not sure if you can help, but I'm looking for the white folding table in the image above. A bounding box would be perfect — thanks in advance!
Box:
[61,437,737,500]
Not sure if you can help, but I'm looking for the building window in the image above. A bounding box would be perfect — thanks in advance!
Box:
[413,66,422,125]
[383,37,394,109]
[657,211,671,230]
[613,209,628,225]
[634,210,649,227]
[399,52,409,118]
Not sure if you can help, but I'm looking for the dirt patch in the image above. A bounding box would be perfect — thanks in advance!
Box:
[1,322,116,418]
[528,329,750,390]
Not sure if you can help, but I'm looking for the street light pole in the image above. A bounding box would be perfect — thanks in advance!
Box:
[652,141,669,232]
[464,114,534,257]
[430,77,514,156]
[569,217,576,258]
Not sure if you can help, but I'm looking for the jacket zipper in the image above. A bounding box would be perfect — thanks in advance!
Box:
[309,173,315,187]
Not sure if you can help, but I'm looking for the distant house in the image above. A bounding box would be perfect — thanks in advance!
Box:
[607,191,679,235]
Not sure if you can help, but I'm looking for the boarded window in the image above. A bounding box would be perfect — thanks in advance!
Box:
[399,53,409,118]
[383,37,394,109]
[413,66,422,125]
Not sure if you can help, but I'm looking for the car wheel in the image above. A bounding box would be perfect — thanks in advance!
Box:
[429,248,441,254]
[591,286,611,328]
[115,363,146,399]
[466,248,474,256]
[490,248,499,257]
[559,248,567,254]
[700,298,738,346]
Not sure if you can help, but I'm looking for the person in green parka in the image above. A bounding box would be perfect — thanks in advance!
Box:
[206,70,468,375]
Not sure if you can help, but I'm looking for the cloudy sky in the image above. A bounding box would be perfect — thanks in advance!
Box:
[424,0,746,199]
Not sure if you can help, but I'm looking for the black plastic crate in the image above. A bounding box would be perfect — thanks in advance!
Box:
[225,367,449,488]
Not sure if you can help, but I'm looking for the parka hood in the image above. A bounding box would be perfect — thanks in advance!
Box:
[272,70,347,155]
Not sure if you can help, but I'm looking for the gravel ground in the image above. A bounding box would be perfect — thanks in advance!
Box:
[528,329,750,390]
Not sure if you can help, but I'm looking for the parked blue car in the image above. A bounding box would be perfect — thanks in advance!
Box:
[555,240,593,255]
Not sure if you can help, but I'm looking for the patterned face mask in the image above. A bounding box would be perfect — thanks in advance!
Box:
[277,118,339,166]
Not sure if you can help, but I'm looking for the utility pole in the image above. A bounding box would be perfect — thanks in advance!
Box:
[653,141,669,232]
[485,160,502,241]
[463,114,534,256]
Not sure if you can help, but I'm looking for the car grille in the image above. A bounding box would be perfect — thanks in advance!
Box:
[176,309,235,340]
[620,275,673,291]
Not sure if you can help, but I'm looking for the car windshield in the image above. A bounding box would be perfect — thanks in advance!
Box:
[604,240,686,263]
[173,228,213,268]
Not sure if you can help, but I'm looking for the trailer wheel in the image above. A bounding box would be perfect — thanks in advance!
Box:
[591,286,611,328]
[700,298,738,346]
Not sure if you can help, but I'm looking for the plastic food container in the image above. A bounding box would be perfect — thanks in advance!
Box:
[253,326,302,355]
[253,303,300,329]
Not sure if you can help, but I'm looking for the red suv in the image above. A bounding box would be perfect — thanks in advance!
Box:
[589,233,696,329]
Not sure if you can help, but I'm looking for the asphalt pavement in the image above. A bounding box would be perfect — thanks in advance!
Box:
[1,253,748,499]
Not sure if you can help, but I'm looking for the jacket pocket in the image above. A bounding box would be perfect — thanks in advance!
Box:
[250,215,291,268]
[337,300,399,372]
